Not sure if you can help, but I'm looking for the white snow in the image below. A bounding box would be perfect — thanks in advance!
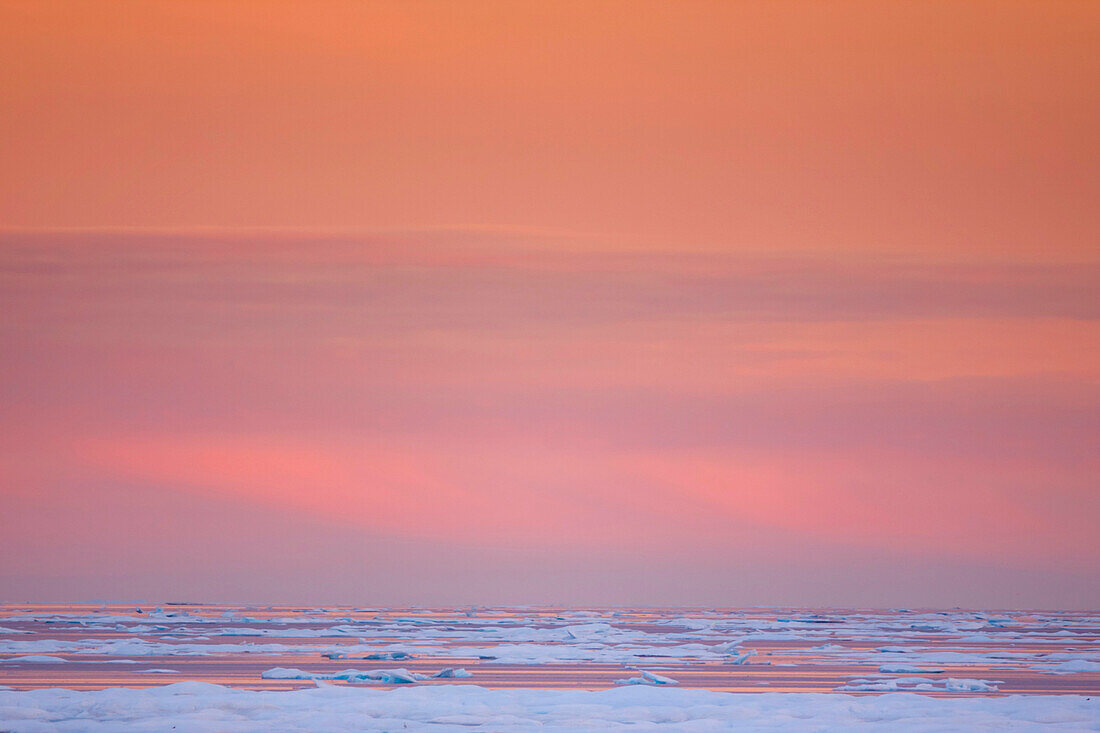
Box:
[1038,660,1100,675]
[0,683,1096,731]
[2,603,1099,731]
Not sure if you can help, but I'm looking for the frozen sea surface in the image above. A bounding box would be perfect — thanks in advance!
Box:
[1,603,1098,729]
[2,682,1099,731]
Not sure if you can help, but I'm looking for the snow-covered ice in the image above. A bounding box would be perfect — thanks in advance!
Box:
[878,663,944,673]
[432,667,472,679]
[0,682,1097,731]
[2,603,1099,729]
[1040,660,1100,675]
[261,667,429,683]
[615,670,679,685]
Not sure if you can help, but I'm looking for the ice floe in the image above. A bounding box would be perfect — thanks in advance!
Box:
[323,650,416,660]
[946,678,1002,692]
[0,683,1096,731]
[261,667,444,683]
[615,670,679,686]
[0,638,321,657]
[431,668,472,679]
[878,663,944,674]
[1038,660,1100,675]
[836,677,1001,693]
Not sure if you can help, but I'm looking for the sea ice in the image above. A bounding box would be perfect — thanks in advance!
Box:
[1,683,1096,731]
[261,667,429,683]
[1038,660,1100,674]
[432,668,473,678]
[615,670,679,685]
[836,679,905,692]
[945,678,1001,692]
[879,663,945,673]
[324,650,416,660]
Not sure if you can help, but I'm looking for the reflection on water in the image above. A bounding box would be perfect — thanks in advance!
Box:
[1,603,1098,696]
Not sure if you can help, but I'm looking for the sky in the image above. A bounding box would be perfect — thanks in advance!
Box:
[1,1,1098,608]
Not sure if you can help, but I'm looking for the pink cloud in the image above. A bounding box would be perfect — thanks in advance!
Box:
[1,231,1097,605]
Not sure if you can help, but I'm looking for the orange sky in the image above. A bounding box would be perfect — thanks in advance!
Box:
[3,1,1098,259]
[0,2,1097,606]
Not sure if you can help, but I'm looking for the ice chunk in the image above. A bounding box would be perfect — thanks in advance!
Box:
[563,623,612,640]
[431,667,473,678]
[355,668,426,684]
[945,678,1000,692]
[1037,660,1100,674]
[710,641,743,654]
[836,679,900,691]
[261,667,316,679]
[323,650,415,660]
[879,663,944,674]
[615,670,679,685]
[261,667,428,683]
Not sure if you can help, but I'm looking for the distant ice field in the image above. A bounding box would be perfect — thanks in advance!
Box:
[1,604,1098,729]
